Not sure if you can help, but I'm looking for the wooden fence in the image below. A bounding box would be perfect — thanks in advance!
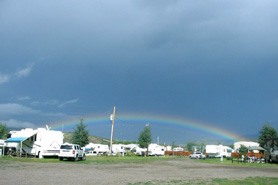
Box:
[231,152,264,158]
[165,151,192,156]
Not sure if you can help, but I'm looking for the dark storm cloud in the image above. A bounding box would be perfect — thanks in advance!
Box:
[1,0,278,142]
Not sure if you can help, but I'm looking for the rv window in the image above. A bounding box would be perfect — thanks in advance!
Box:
[61,145,73,149]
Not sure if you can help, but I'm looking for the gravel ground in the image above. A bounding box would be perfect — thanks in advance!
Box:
[1,158,278,185]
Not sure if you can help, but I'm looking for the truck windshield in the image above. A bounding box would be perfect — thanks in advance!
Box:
[61,145,73,149]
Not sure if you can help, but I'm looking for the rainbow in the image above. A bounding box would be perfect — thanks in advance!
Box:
[50,113,244,142]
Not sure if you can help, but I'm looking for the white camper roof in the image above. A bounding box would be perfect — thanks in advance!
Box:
[5,129,38,143]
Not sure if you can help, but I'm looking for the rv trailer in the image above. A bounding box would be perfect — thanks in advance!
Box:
[148,143,165,156]
[206,145,233,158]
[5,126,63,158]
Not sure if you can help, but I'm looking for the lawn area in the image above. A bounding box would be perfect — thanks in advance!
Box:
[128,177,278,185]
[0,155,174,164]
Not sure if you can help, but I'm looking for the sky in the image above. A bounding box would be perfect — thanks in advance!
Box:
[1,0,278,144]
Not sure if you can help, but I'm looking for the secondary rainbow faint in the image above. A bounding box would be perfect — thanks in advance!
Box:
[50,113,245,142]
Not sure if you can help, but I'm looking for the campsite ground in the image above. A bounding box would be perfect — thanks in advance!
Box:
[1,157,278,184]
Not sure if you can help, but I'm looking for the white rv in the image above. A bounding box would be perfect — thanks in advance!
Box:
[5,126,63,158]
[112,144,125,154]
[206,145,233,158]
[173,147,184,151]
[148,143,165,156]
[85,143,109,155]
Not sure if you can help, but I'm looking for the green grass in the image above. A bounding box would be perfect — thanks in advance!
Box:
[0,155,174,164]
[128,177,278,185]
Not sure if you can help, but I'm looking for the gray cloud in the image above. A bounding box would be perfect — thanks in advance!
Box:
[0,119,36,128]
[0,74,10,84]
[0,103,40,116]
[15,63,34,78]
[0,63,34,84]
[58,98,79,108]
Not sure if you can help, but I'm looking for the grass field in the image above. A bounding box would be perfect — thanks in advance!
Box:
[1,155,278,167]
[0,155,174,164]
[128,177,278,185]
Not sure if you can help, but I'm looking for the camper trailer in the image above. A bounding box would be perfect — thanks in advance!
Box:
[5,126,63,158]
[112,144,125,154]
[206,145,233,158]
[85,143,109,155]
[234,141,259,153]
[148,143,165,156]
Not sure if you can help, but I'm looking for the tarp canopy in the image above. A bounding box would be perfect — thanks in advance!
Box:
[248,146,265,151]
[5,137,29,143]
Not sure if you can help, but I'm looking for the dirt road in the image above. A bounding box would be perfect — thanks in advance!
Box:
[1,158,278,184]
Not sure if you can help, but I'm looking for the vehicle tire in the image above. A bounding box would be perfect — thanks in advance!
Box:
[74,155,78,161]
[196,156,199,159]
[59,157,63,161]
[82,154,86,161]
[190,156,192,159]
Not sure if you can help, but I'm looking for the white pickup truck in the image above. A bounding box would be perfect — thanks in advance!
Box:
[189,152,206,159]
[59,143,86,161]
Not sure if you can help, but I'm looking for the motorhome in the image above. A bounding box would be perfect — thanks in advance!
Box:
[148,143,165,156]
[5,126,63,158]
[206,145,233,158]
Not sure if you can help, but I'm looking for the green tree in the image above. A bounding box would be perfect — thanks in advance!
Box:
[186,142,198,152]
[0,123,8,139]
[239,145,248,155]
[71,119,89,147]
[258,123,278,147]
[138,124,152,156]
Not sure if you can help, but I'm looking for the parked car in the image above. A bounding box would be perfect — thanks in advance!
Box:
[189,152,206,159]
[59,143,86,161]
[85,150,98,156]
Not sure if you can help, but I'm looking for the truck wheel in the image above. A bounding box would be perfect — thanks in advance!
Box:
[82,155,86,161]
[59,157,63,161]
[74,155,78,161]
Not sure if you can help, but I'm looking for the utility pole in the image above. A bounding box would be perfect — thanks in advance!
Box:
[157,136,159,145]
[110,106,116,155]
